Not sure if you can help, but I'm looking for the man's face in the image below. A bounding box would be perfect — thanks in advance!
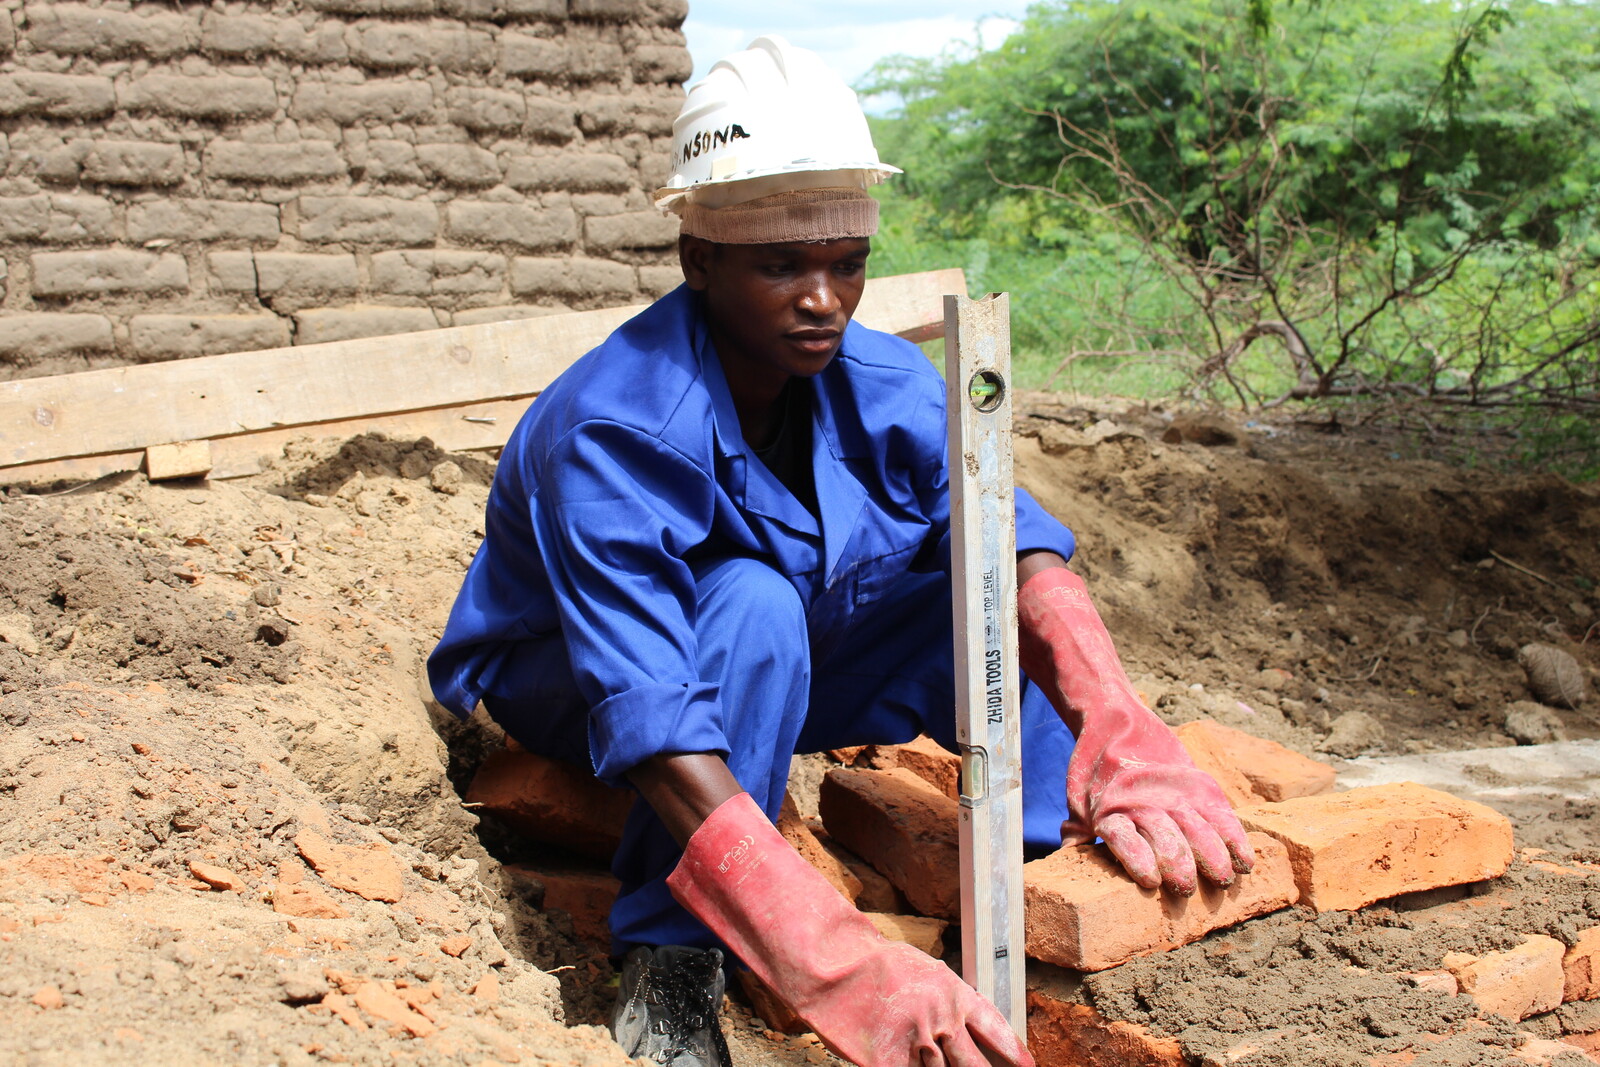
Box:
[680,236,871,383]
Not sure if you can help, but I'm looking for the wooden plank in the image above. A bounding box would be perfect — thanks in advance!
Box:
[0,267,966,484]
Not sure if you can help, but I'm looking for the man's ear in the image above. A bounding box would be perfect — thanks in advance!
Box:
[678,235,716,291]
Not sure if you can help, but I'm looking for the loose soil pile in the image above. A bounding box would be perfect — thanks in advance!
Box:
[1,400,1597,1065]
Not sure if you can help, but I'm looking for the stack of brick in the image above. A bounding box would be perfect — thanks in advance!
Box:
[465,728,1600,1064]
[0,0,690,377]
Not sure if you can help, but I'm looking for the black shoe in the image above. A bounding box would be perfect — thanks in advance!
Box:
[610,945,733,1066]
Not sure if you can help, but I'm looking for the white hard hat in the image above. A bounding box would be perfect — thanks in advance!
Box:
[654,35,900,214]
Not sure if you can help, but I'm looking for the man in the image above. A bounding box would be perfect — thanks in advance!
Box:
[430,36,1252,1067]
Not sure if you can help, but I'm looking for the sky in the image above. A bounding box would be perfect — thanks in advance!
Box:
[681,1,1032,106]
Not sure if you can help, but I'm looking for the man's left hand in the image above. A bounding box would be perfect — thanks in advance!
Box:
[1016,564,1254,894]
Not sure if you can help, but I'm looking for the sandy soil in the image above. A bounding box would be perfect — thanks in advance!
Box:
[1,399,1597,1065]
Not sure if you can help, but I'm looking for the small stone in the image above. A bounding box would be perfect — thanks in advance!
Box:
[32,985,64,1010]
[1319,711,1386,757]
[1504,701,1567,746]
[0,613,40,656]
[252,582,282,607]
[430,461,462,495]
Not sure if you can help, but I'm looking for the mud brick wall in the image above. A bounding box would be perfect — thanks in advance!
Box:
[0,0,690,378]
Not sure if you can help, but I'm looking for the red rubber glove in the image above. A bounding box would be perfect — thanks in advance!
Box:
[1017,566,1254,894]
[668,792,1034,1067]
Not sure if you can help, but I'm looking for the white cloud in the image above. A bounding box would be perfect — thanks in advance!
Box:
[682,3,1027,90]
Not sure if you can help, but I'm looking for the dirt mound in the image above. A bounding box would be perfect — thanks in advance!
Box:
[1017,398,1600,768]
[0,681,625,1067]
[0,487,298,694]
[1,408,1598,1066]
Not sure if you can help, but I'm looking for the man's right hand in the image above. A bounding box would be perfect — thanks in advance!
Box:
[667,791,1033,1067]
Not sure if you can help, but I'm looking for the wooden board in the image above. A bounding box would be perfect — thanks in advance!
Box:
[1,267,965,485]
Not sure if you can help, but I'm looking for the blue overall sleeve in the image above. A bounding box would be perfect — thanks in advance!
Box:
[533,419,726,786]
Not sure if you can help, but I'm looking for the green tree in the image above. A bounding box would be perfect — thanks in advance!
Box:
[867,0,1600,420]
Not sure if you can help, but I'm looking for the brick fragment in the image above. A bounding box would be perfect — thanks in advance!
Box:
[119,75,278,120]
[1236,783,1514,912]
[818,767,959,919]
[1566,926,1600,1002]
[439,933,472,957]
[864,912,947,956]
[448,201,577,250]
[294,830,405,902]
[0,73,115,118]
[146,442,214,482]
[206,141,347,183]
[353,981,435,1037]
[188,860,247,891]
[818,836,906,913]
[1175,719,1335,804]
[32,251,188,297]
[1404,969,1461,996]
[128,200,281,244]
[1443,935,1566,1021]
[289,81,434,124]
[776,793,862,904]
[299,197,438,245]
[273,880,348,919]
[1023,833,1296,971]
[0,314,113,361]
[32,985,65,1010]
[471,972,499,1001]
[83,142,185,186]
[738,971,806,1034]
[860,735,961,800]
[465,748,632,860]
[504,865,617,946]
[130,315,288,361]
[1027,988,1186,1067]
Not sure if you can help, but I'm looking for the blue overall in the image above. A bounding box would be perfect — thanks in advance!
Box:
[429,285,1079,951]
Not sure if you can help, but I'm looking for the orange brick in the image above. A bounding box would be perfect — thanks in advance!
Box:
[1566,927,1600,1002]
[859,735,961,800]
[816,831,907,913]
[738,971,807,1034]
[776,793,862,903]
[465,749,634,862]
[818,768,959,920]
[1236,783,1513,912]
[504,865,618,948]
[1172,721,1258,807]
[1443,935,1566,1021]
[1023,833,1297,972]
[864,912,948,956]
[1026,988,1185,1067]
[1176,719,1334,804]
